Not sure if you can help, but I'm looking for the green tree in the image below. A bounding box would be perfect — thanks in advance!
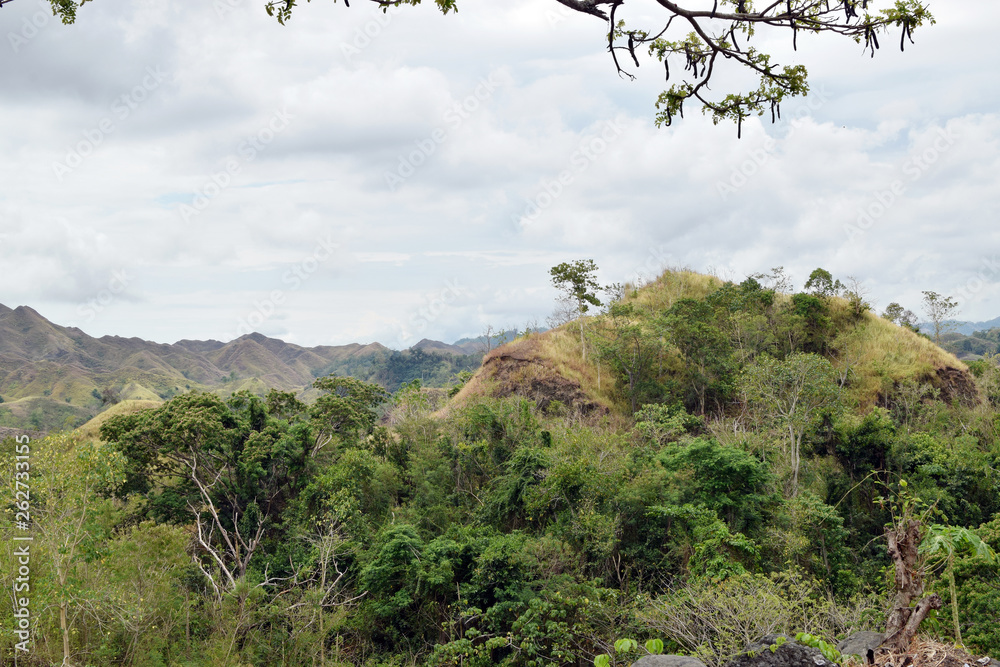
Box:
[44,0,934,133]
[550,259,603,362]
[259,0,932,134]
[309,374,389,454]
[803,268,843,298]
[741,352,840,497]
[883,302,919,331]
[21,434,126,666]
[660,298,735,415]
[920,524,997,646]
[921,290,959,345]
[591,301,665,412]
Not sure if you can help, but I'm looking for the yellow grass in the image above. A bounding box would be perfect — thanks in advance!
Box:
[448,268,972,417]
[73,398,162,442]
[623,269,726,311]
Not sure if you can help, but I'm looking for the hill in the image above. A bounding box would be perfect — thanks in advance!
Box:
[451,269,976,417]
[6,269,1000,667]
[922,316,1000,337]
[0,304,479,433]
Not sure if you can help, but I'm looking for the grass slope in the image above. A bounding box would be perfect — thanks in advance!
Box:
[452,269,972,417]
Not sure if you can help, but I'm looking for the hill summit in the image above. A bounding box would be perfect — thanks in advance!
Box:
[451,269,977,417]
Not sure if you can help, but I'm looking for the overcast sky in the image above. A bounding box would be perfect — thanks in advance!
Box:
[1,0,998,348]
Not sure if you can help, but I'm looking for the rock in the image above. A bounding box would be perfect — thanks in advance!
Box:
[837,632,884,662]
[723,634,830,667]
[632,656,708,667]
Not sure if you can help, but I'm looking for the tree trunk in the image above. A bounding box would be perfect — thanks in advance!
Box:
[948,552,962,645]
[60,600,71,666]
[883,519,940,651]
[56,562,72,666]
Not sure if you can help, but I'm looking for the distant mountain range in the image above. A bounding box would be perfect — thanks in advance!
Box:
[920,316,1000,337]
[0,303,483,433]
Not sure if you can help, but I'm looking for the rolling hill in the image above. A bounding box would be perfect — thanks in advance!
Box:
[0,304,479,433]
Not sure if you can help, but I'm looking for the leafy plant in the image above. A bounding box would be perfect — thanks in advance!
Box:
[794,632,842,663]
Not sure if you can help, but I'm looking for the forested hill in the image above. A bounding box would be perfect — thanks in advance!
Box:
[4,270,1000,667]
[0,304,480,432]
[454,269,980,419]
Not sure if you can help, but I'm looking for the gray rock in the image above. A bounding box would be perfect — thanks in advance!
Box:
[723,634,830,667]
[836,632,884,662]
[632,656,708,667]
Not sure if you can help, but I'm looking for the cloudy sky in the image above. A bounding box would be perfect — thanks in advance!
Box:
[1,0,998,349]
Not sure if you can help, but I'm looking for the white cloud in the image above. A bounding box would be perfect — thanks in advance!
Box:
[1,0,998,346]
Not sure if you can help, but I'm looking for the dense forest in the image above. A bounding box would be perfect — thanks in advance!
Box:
[3,268,1000,667]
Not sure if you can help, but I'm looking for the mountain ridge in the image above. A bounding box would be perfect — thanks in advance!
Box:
[0,303,481,432]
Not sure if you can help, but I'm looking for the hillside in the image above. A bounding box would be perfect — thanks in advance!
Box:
[0,304,479,433]
[452,269,976,418]
[5,269,1000,667]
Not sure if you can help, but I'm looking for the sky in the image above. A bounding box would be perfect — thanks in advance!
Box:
[1,0,998,349]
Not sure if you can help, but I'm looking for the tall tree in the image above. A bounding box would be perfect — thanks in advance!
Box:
[661,297,735,415]
[25,434,126,666]
[100,377,387,599]
[591,301,664,412]
[740,352,839,497]
[921,290,959,345]
[550,259,603,361]
[883,302,919,331]
[803,268,843,298]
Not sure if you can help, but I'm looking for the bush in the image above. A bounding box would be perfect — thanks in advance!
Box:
[639,569,884,667]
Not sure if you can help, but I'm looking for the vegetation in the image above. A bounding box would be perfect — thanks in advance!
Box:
[42,0,933,135]
[3,267,999,667]
[0,303,481,432]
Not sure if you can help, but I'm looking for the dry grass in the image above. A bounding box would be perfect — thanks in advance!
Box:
[874,638,994,667]
[447,267,975,418]
[829,309,968,408]
[446,324,623,415]
[624,268,726,312]
[74,398,161,442]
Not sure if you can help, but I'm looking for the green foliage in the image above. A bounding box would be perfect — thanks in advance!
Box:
[640,569,882,667]
[10,266,1000,665]
[741,352,840,496]
[794,632,842,663]
[804,269,844,299]
[661,297,736,414]
[591,301,667,412]
[550,260,602,315]
[922,290,960,344]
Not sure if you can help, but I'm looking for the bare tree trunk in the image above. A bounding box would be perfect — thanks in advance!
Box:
[56,562,72,666]
[883,519,940,651]
[60,600,71,666]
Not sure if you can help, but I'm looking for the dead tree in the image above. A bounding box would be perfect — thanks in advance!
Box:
[882,518,943,652]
